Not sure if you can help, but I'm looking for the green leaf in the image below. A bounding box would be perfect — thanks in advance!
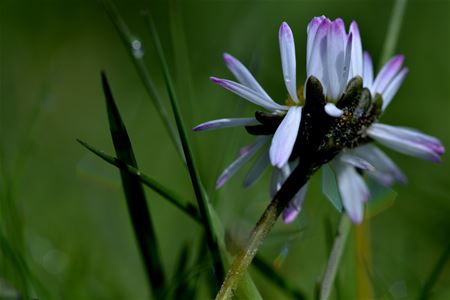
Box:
[101,0,183,159]
[321,164,344,212]
[101,72,166,298]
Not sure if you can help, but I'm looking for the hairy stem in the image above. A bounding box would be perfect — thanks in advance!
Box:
[215,163,313,300]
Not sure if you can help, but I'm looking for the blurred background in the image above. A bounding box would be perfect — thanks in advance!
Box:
[1,0,449,299]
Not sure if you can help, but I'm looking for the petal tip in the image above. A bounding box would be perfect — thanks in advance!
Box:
[324,103,344,117]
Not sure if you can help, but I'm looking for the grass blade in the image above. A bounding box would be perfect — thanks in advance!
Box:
[101,0,184,160]
[143,13,227,287]
[100,72,166,298]
[77,139,201,222]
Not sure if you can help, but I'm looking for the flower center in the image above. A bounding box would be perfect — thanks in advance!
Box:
[291,76,382,167]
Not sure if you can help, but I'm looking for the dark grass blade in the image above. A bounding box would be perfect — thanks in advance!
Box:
[78,141,306,299]
[144,14,226,287]
[172,244,197,300]
[101,0,184,160]
[419,240,450,300]
[100,72,166,298]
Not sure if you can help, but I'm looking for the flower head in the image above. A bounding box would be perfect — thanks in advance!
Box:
[195,16,445,225]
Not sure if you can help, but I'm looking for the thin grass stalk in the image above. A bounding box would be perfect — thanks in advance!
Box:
[144,14,227,286]
[101,0,184,159]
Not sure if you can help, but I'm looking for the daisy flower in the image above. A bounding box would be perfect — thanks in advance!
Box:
[281,16,445,224]
[195,16,444,225]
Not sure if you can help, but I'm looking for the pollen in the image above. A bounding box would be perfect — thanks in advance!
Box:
[286,85,306,106]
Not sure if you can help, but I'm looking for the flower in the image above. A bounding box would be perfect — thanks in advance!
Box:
[194,22,304,188]
[195,16,444,225]
[282,16,445,224]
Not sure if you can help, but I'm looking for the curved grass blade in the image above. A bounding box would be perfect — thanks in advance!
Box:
[77,139,200,222]
[144,14,226,288]
[78,140,305,299]
[101,72,166,298]
[101,0,184,160]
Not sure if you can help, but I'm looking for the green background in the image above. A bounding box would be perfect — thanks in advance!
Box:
[1,0,449,299]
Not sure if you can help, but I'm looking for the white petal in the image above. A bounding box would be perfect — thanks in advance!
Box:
[307,16,327,63]
[282,182,309,224]
[223,53,272,101]
[216,136,268,188]
[279,22,299,102]
[367,123,444,162]
[307,18,330,94]
[371,55,404,95]
[243,150,270,188]
[193,117,257,131]
[381,68,408,110]
[324,103,344,117]
[349,21,363,78]
[326,18,347,99]
[351,144,407,185]
[269,107,302,168]
[362,51,374,89]
[210,77,288,111]
[342,33,353,86]
[334,161,369,224]
[339,153,374,171]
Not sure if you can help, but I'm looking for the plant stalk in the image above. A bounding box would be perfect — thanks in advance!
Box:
[215,163,314,300]
[319,215,352,300]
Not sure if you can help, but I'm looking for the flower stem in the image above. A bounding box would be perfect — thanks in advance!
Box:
[215,163,314,300]
[319,214,352,300]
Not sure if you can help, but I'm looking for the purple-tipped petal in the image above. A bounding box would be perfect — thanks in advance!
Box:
[339,153,375,171]
[279,22,299,103]
[381,68,408,110]
[307,18,330,92]
[367,123,444,163]
[307,16,327,65]
[371,55,404,95]
[243,151,270,188]
[216,136,269,188]
[335,161,369,224]
[324,103,344,117]
[210,77,287,111]
[362,51,374,88]
[282,183,309,224]
[223,53,271,100]
[269,107,302,168]
[349,21,363,78]
[352,144,407,185]
[326,18,347,99]
[193,117,257,131]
